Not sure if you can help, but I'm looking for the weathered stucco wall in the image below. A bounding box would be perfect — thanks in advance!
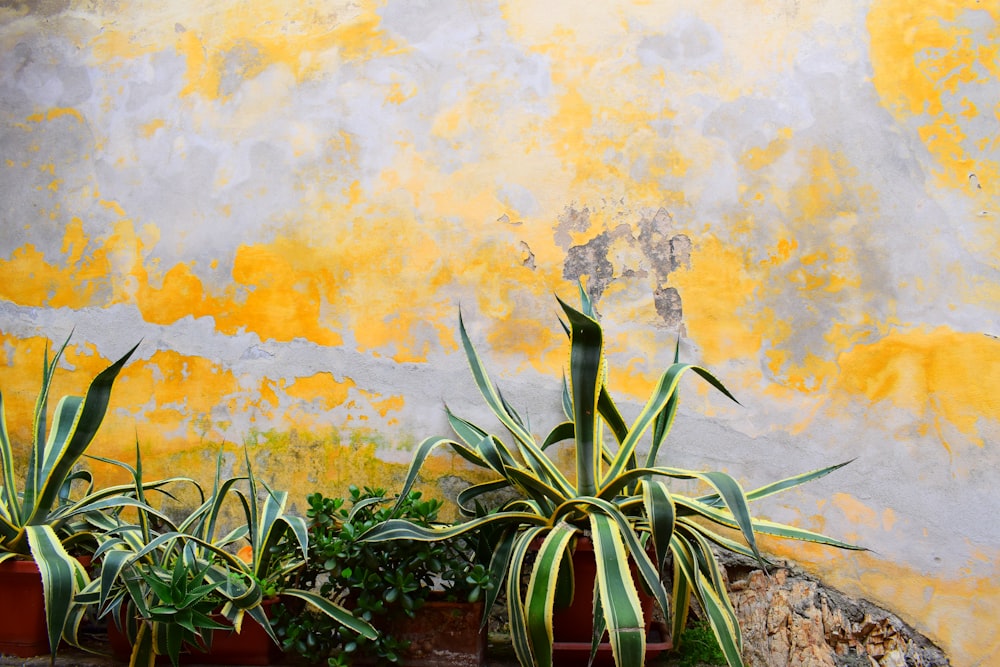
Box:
[1,1,997,664]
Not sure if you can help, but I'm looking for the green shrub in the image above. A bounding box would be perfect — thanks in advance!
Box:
[272,485,488,665]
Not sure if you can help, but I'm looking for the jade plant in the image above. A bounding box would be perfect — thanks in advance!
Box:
[272,485,491,666]
[0,335,143,656]
[361,286,862,667]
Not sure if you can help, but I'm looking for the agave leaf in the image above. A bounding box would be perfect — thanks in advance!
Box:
[604,362,738,487]
[459,311,534,447]
[446,409,521,474]
[131,621,156,667]
[474,433,513,475]
[281,589,379,640]
[446,405,491,447]
[747,517,864,550]
[507,526,548,667]
[25,337,71,519]
[556,297,604,497]
[560,374,572,421]
[632,466,763,564]
[698,460,856,507]
[524,523,577,667]
[182,452,244,543]
[683,524,741,638]
[390,435,466,511]
[97,548,134,610]
[481,527,516,629]
[456,479,510,516]
[560,496,669,619]
[675,517,763,562]
[541,421,575,451]
[26,524,89,654]
[506,466,566,511]
[669,543,692,651]
[0,512,19,545]
[360,511,545,543]
[695,569,744,667]
[597,385,629,447]
[459,312,573,496]
[28,341,139,526]
[671,531,745,667]
[589,512,645,667]
[641,479,676,577]
[0,393,20,528]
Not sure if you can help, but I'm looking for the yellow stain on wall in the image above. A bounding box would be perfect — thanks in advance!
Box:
[26,108,84,125]
[0,334,103,448]
[108,350,242,442]
[227,241,343,347]
[667,233,762,369]
[285,372,355,413]
[832,327,1000,450]
[140,118,166,138]
[868,0,999,205]
[742,127,794,171]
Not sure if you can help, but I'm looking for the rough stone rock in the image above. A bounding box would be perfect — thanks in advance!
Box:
[718,553,950,667]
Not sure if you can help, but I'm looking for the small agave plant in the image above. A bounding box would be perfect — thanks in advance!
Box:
[0,335,142,657]
[79,447,377,667]
[362,285,862,667]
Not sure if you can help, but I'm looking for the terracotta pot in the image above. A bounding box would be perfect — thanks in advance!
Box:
[0,555,93,658]
[0,559,49,658]
[549,537,672,666]
[108,598,281,666]
[380,597,486,667]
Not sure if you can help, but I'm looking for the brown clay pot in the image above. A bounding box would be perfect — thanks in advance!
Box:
[379,597,486,667]
[549,536,672,666]
[0,555,94,659]
[0,559,49,658]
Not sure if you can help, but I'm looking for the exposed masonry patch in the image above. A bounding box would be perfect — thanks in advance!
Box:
[718,551,951,667]
[560,205,690,329]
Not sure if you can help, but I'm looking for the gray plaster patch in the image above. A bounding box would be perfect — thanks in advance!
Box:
[561,205,692,328]
[652,286,682,330]
[637,208,689,280]
[554,204,590,249]
[637,14,723,70]
[562,229,614,303]
[0,0,70,16]
[219,41,263,99]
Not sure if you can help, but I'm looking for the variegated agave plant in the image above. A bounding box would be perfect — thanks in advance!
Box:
[78,447,376,667]
[362,286,861,667]
[0,335,142,657]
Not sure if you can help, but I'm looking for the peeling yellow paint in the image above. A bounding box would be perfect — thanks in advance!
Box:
[360,391,405,418]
